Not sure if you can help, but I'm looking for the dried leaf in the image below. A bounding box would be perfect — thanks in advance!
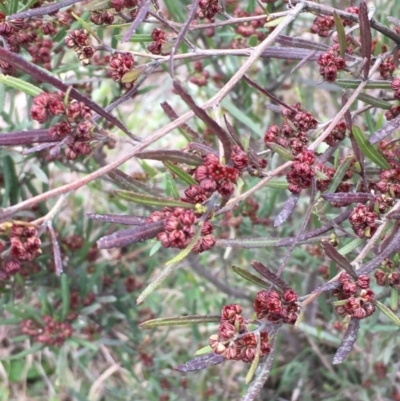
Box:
[0,129,55,146]
[250,261,291,291]
[321,239,357,278]
[97,221,164,249]
[358,0,372,79]
[174,353,225,372]
[87,213,147,225]
[135,150,203,166]
[322,192,373,204]
[386,210,400,219]
[140,314,220,328]
[333,318,360,364]
[274,193,300,227]
[369,114,400,145]
[114,190,196,209]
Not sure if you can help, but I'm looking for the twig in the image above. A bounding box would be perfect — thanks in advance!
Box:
[7,0,83,20]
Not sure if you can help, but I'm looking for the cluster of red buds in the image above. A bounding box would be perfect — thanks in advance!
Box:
[0,223,42,280]
[189,61,210,87]
[379,55,396,79]
[148,207,215,253]
[375,259,400,289]
[28,38,53,70]
[264,103,318,156]
[286,149,315,194]
[324,121,347,146]
[65,29,94,66]
[233,7,267,41]
[317,44,346,82]
[310,7,358,37]
[111,0,139,14]
[196,0,221,21]
[21,316,74,346]
[254,289,299,324]
[30,92,94,160]
[148,28,168,55]
[390,78,400,101]
[310,15,335,37]
[376,168,400,198]
[208,304,271,363]
[377,140,400,168]
[125,275,142,292]
[90,10,115,25]
[333,272,375,319]
[349,204,379,238]
[108,52,135,87]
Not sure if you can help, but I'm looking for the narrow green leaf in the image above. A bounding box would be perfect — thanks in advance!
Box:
[338,237,365,255]
[245,347,260,384]
[266,143,295,161]
[164,172,180,200]
[164,161,197,186]
[114,33,153,42]
[232,266,269,288]
[352,125,390,169]
[114,190,196,209]
[149,241,162,257]
[86,0,111,11]
[221,99,262,136]
[374,300,400,327]
[60,274,70,322]
[0,75,42,96]
[265,178,289,190]
[2,155,19,207]
[356,93,391,110]
[140,315,220,328]
[1,343,45,361]
[327,155,353,193]
[335,80,391,89]
[391,289,398,311]
[333,11,346,58]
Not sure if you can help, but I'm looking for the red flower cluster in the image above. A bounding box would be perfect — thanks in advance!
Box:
[379,55,396,80]
[108,52,135,86]
[233,7,267,41]
[333,272,375,319]
[111,0,139,12]
[376,168,400,198]
[324,121,347,146]
[349,203,378,238]
[65,29,94,66]
[147,207,215,253]
[375,259,400,289]
[197,0,221,21]
[90,10,115,25]
[208,304,271,363]
[317,45,346,83]
[264,104,317,156]
[31,92,94,160]
[21,316,73,346]
[193,153,240,197]
[254,289,299,324]
[0,223,42,280]
[189,61,210,87]
[28,38,53,70]
[310,15,335,37]
[148,28,168,55]
[286,149,316,194]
